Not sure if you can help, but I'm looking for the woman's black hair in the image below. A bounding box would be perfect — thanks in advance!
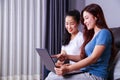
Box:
[62,9,80,45]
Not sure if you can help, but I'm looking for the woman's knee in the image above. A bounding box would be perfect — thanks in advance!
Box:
[45,72,63,80]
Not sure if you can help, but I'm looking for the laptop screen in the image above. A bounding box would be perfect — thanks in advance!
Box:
[36,48,55,73]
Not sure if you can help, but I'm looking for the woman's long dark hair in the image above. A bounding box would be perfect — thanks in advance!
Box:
[62,10,80,45]
[80,4,116,62]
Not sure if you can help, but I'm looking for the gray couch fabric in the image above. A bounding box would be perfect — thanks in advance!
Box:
[109,27,120,80]
[114,51,120,80]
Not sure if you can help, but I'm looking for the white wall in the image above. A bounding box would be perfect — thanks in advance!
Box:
[86,0,120,28]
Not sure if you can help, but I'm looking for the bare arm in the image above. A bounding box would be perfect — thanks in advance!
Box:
[67,55,82,62]
[61,50,83,62]
[68,45,105,71]
[52,50,83,63]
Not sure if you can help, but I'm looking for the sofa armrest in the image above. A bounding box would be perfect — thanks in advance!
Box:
[114,51,120,80]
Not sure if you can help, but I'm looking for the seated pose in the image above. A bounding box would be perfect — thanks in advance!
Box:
[46,3,115,80]
[45,10,84,79]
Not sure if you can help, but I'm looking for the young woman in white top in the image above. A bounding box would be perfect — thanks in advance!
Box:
[45,9,84,80]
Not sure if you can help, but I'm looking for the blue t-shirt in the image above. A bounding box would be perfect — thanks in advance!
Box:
[84,29,112,78]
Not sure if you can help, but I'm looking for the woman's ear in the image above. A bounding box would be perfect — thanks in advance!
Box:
[95,17,97,21]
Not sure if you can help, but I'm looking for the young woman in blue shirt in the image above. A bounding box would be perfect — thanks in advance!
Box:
[52,4,115,80]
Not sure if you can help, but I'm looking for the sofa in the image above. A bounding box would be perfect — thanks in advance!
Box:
[108,27,120,80]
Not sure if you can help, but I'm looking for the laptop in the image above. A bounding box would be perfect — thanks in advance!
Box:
[36,48,83,75]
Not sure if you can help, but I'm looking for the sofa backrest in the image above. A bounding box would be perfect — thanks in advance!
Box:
[110,27,120,50]
[109,27,120,80]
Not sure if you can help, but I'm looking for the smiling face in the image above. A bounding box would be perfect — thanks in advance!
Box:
[65,16,79,34]
[83,11,97,30]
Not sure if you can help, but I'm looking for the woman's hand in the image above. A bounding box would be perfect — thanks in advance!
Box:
[55,60,64,68]
[51,52,68,62]
[54,64,70,76]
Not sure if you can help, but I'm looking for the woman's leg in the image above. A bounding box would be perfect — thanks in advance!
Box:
[45,72,65,80]
[63,72,106,80]
[45,72,106,80]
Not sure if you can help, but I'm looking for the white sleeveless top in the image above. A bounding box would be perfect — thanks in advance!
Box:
[61,31,84,64]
